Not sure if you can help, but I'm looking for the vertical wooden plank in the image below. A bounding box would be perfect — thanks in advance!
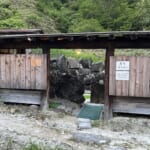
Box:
[104,47,114,120]
[121,56,129,96]
[30,55,36,89]
[109,56,116,95]
[135,56,140,96]
[20,55,26,89]
[38,54,47,89]
[10,55,15,88]
[135,57,144,97]
[15,55,21,89]
[6,55,11,88]
[143,57,149,97]
[42,54,47,89]
[115,56,122,96]
[1,55,6,88]
[139,57,144,97]
[129,57,137,96]
[25,55,31,89]
[35,55,42,89]
[13,55,17,88]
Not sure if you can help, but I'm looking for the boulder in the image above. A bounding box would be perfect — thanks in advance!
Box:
[50,55,105,104]
[91,62,104,72]
[79,59,92,68]
[55,75,85,104]
[72,132,110,145]
[57,55,68,72]
[68,58,81,69]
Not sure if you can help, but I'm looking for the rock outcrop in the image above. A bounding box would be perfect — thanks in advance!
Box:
[50,55,104,104]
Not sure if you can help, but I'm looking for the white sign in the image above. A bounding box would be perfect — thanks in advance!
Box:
[116,71,129,80]
[116,61,130,71]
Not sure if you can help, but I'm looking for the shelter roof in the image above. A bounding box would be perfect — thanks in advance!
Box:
[0,31,150,49]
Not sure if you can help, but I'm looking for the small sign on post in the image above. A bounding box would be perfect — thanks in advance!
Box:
[116,71,129,80]
[116,61,129,70]
[116,61,130,80]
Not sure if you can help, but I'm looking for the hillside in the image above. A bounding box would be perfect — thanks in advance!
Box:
[0,0,149,33]
[0,0,58,33]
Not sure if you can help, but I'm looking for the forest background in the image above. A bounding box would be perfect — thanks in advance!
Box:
[0,0,149,33]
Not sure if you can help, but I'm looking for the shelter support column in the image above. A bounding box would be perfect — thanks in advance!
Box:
[41,47,50,110]
[104,46,114,120]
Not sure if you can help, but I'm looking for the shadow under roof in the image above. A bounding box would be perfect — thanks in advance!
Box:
[0,31,149,49]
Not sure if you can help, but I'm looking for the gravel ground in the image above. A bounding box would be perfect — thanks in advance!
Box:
[0,101,150,150]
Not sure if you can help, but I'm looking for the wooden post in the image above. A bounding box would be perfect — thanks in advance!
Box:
[104,46,114,120]
[41,47,50,110]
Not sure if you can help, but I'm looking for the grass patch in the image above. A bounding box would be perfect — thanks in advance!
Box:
[22,143,67,150]
[49,101,62,109]
[23,143,43,150]
[91,120,101,127]
[83,94,91,100]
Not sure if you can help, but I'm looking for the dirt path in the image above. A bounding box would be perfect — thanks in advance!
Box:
[0,103,150,150]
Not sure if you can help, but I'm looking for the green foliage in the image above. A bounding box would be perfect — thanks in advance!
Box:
[0,0,149,32]
[0,2,25,29]
[51,49,105,62]
[34,0,147,32]
[69,19,105,32]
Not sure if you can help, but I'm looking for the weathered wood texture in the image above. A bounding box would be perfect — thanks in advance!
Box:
[109,56,150,97]
[113,97,150,115]
[0,54,47,90]
[104,48,114,119]
[0,89,41,105]
[40,47,50,110]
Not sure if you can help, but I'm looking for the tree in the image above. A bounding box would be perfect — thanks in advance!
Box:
[0,2,25,29]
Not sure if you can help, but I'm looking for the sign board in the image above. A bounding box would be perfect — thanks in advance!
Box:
[116,71,129,80]
[116,61,130,71]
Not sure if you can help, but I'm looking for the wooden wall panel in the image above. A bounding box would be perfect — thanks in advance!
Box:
[113,97,150,115]
[0,54,47,90]
[109,56,150,97]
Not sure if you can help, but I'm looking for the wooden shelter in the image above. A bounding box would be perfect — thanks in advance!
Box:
[0,30,150,116]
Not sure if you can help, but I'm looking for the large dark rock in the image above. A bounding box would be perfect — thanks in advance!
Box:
[50,56,85,104]
[50,55,105,104]
[68,58,80,69]
[53,74,85,104]
[79,59,92,68]
[91,62,104,72]
[57,55,68,72]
